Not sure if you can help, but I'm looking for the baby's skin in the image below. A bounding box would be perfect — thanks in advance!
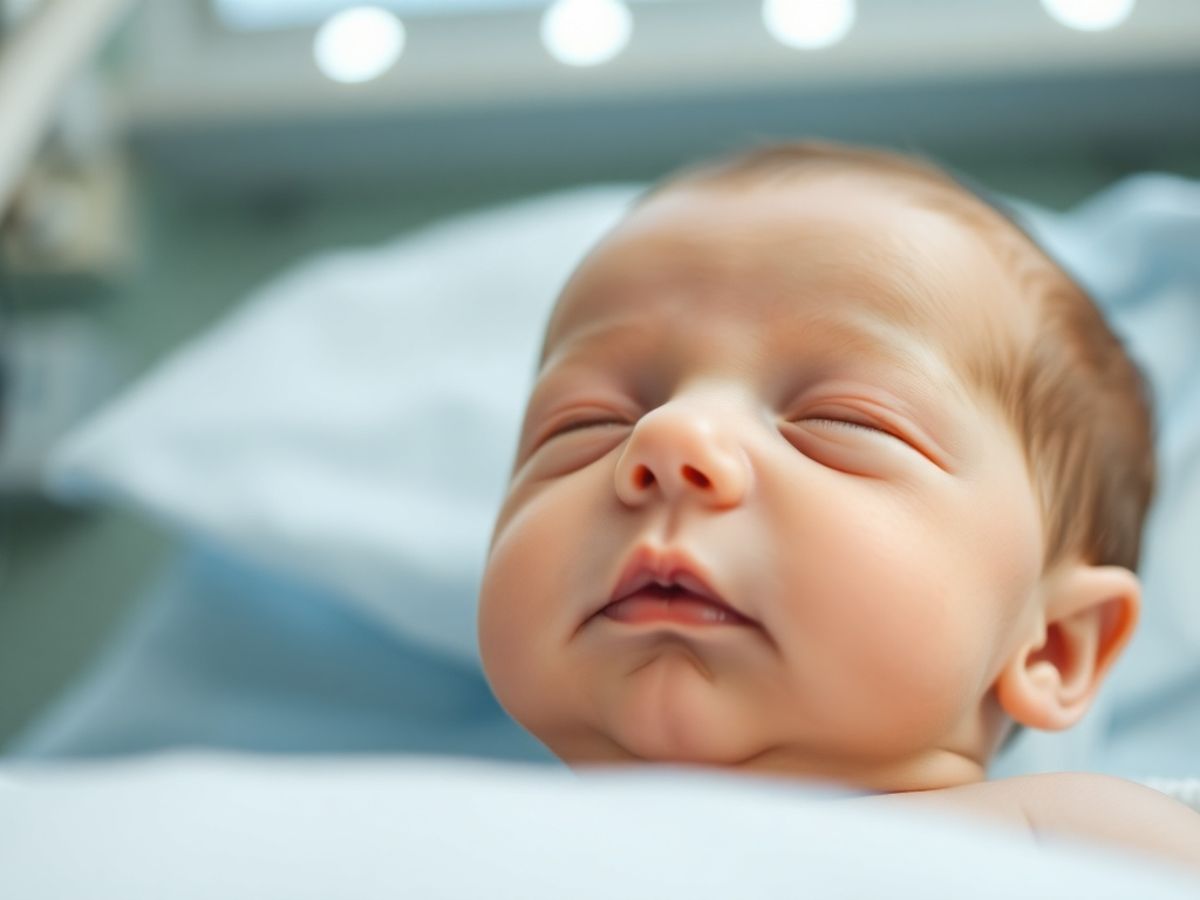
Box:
[478,170,1200,874]
[853,771,1200,873]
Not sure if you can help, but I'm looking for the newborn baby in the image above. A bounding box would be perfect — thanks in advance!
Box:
[477,141,1200,871]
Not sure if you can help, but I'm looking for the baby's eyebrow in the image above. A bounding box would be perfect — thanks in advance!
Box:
[794,315,956,388]
[537,318,647,374]
[534,312,967,420]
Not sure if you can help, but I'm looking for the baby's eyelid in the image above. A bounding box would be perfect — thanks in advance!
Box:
[784,407,953,471]
[558,417,625,433]
[541,413,630,441]
[794,414,888,436]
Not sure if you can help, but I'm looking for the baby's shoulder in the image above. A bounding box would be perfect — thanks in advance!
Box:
[993,772,1200,873]
[854,772,1200,868]
[1005,772,1189,826]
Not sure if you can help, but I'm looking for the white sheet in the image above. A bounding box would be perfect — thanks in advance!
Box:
[1,754,1198,899]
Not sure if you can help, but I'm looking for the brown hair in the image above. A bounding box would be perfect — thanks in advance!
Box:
[646,140,1156,574]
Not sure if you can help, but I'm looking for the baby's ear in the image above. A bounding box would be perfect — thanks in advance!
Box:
[994,563,1140,732]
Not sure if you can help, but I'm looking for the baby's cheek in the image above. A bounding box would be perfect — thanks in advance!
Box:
[792,502,987,739]
[951,442,1046,639]
[478,481,609,735]
[478,507,554,720]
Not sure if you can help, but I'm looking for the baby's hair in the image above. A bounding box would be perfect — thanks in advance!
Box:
[641,139,1157,576]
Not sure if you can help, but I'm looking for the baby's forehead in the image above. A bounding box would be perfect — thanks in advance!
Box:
[541,177,1038,375]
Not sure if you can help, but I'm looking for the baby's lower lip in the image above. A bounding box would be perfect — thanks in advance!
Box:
[600,590,754,627]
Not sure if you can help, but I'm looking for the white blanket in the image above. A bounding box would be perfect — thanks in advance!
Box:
[2,754,1198,899]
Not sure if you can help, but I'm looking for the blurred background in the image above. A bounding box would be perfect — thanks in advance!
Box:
[1,0,1198,749]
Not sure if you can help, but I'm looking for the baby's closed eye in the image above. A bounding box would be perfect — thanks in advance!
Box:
[548,417,628,437]
[796,416,892,437]
[780,412,939,478]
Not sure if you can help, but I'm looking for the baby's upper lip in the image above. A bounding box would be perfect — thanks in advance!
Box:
[597,544,754,624]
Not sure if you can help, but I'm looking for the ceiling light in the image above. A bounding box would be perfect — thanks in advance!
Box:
[762,0,856,50]
[313,6,406,84]
[541,0,633,68]
[1040,0,1135,31]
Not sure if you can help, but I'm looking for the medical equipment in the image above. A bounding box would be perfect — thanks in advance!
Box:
[0,0,132,219]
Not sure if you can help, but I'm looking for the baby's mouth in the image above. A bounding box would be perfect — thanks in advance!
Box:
[599,584,755,627]
[592,545,758,629]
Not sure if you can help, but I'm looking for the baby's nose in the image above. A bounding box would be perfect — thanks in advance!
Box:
[613,401,752,509]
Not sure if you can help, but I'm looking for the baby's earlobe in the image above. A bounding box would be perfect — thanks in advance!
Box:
[994,643,1073,732]
[994,562,1141,733]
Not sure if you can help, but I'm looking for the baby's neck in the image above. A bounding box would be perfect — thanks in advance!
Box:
[567,733,991,794]
[718,744,989,794]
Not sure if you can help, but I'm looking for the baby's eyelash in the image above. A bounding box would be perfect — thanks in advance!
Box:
[551,416,884,438]
[801,417,883,435]
[548,418,626,438]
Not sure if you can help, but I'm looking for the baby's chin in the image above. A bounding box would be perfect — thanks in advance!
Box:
[529,666,994,792]
[503,643,996,789]
[548,727,762,773]
[538,650,771,769]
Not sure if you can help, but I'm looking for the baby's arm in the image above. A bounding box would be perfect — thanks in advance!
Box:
[858,773,1200,875]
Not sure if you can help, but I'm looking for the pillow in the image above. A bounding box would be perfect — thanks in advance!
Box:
[47,186,642,668]
[7,544,554,761]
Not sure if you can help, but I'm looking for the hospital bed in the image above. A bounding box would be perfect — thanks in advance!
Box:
[1,172,1199,895]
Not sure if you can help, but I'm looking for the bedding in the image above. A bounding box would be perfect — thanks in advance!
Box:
[1,754,1199,898]
[8,545,551,761]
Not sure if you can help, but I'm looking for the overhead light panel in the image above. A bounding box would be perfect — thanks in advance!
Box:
[541,0,633,67]
[313,6,406,84]
[1040,0,1135,31]
[762,0,855,50]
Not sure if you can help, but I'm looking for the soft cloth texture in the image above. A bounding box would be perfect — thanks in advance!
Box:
[47,185,641,668]
[2,754,1198,899]
[7,546,553,762]
[37,176,1200,778]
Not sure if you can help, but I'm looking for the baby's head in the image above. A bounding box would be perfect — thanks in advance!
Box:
[478,141,1155,792]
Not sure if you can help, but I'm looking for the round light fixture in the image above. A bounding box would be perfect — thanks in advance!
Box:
[541,0,633,67]
[314,6,406,84]
[1040,0,1135,31]
[762,0,856,50]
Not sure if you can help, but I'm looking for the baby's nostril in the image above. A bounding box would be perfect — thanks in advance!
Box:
[682,465,710,489]
[634,465,655,489]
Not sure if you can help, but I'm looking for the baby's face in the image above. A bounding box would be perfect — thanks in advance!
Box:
[479,176,1048,789]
